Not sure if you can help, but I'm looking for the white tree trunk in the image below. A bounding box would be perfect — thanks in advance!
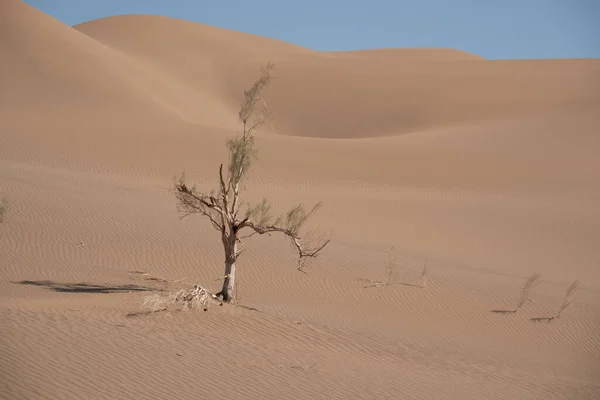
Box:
[220,237,238,302]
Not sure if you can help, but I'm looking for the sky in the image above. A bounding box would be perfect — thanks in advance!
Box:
[25,0,599,60]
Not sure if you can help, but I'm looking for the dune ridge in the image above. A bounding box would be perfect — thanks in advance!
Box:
[1,1,599,399]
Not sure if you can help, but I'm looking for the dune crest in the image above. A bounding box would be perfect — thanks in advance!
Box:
[324,47,485,60]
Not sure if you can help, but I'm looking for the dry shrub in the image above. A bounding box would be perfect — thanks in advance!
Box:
[492,272,541,314]
[516,272,542,310]
[142,284,221,313]
[531,280,579,323]
[362,248,428,289]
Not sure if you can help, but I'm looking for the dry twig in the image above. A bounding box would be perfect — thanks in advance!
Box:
[531,280,579,323]
[363,248,428,289]
[491,272,541,314]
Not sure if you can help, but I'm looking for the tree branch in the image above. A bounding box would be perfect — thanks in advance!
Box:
[218,164,233,228]
[240,220,329,273]
[237,230,261,240]
[175,182,225,215]
[174,179,228,234]
[179,210,222,231]
[230,181,241,219]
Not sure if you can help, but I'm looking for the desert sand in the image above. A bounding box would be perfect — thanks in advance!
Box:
[1,0,600,399]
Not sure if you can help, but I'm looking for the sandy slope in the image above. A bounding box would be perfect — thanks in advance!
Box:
[1,0,600,399]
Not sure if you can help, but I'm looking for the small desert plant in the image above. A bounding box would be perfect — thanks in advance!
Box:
[142,285,221,313]
[515,272,542,310]
[383,246,395,285]
[420,260,428,289]
[362,248,427,289]
[492,272,541,314]
[363,247,397,288]
[0,198,7,222]
[531,279,579,323]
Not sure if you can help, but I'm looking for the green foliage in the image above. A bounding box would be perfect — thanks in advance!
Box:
[238,63,274,129]
[284,203,322,236]
[227,134,257,185]
[245,198,276,226]
[226,63,275,186]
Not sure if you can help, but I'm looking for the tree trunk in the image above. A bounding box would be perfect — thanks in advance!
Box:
[220,238,237,303]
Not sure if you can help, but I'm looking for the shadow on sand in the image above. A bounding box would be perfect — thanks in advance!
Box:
[15,280,156,294]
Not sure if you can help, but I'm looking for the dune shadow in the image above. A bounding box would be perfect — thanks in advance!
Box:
[16,280,156,294]
[490,309,517,314]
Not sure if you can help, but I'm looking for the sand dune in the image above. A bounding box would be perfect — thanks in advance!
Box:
[0,1,229,122]
[75,14,600,139]
[1,0,599,399]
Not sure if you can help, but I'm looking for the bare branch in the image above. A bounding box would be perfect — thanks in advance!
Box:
[530,279,579,323]
[515,272,541,310]
[557,279,579,318]
[219,164,229,199]
[237,230,261,240]
[174,173,226,232]
[230,182,241,219]
[178,210,221,231]
[240,202,329,272]
[207,213,224,231]
[491,272,542,314]
[218,164,233,227]
[174,178,224,215]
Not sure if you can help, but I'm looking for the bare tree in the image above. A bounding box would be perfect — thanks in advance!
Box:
[174,63,330,303]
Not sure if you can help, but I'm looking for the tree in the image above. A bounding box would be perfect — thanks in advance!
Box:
[174,63,330,303]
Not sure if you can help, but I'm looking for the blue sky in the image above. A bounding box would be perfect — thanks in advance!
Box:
[26,0,599,60]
